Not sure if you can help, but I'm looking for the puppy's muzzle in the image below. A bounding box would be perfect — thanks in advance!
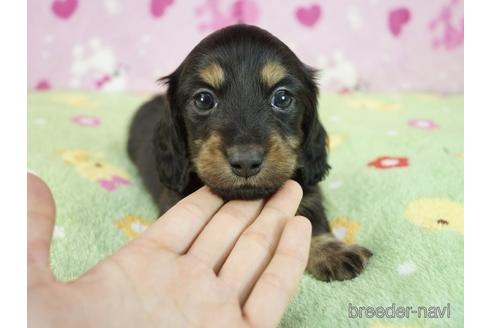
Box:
[227,145,264,178]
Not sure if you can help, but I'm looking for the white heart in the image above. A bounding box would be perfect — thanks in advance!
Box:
[386,130,398,136]
[397,260,416,275]
[131,222,147,233]
[333,227,346,240]
[328,179,343,189]
[54,226,65,238]
[415,120,431,128]
[34,117,46,125]
[380,158,399,166]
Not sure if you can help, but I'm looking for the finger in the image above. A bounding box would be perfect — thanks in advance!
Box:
[140,186,224,254]
[243,216,311,328]
[187,199,264,272]
[218,180,303,304]
[27,173,56,286]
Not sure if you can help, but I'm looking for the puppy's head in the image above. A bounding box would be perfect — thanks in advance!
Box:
[155,24,329,200]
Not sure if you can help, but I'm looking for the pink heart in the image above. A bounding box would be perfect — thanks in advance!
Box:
[98,176,130,192]
[35,80,51,91]
[150,0,174,18]
[52,0,78,19]
[296,4,321,27]
[231,0,259,24]
[71,115,101,127]
[388,8,411,37]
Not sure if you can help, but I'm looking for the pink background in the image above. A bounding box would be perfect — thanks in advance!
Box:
[28,0,463,93]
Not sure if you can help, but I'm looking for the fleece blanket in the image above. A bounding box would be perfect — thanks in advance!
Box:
[27,91,464,328]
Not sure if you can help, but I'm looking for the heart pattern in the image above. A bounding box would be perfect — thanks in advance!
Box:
[295,4,321,27]
[35,80,51,91]
[31,1,463,93]
[388,7,411,37]
[52,0,78,19]
[150,0,175,18]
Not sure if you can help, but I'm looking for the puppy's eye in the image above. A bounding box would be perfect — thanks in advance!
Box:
[271,89,293,109]
[193,91,216,111]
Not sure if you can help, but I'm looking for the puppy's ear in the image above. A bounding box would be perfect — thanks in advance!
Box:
[297,65,330,186]
[153,67,190,193]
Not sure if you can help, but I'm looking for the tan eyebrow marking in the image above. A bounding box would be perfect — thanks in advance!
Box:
[198,63,225,89]
[261,62,287,88]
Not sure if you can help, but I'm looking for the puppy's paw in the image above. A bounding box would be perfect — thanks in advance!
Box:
[307,234,372,282]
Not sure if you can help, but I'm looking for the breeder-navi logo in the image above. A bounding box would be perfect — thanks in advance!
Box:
[348,303,451,319]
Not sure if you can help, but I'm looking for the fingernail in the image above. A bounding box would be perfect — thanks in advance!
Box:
[27,169,39,177]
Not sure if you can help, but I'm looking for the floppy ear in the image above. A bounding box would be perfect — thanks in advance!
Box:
[153,67,190,193]
[297,65,330,186]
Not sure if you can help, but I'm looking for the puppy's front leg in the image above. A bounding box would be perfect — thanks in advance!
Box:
[297,186,372,282]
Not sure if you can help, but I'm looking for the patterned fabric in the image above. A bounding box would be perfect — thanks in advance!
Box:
[28,0,463,93]
[28,91,464,327]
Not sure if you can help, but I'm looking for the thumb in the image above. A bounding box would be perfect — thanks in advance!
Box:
[27,172,56,287]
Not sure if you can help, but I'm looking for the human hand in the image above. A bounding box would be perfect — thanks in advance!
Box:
[27,173,311,328]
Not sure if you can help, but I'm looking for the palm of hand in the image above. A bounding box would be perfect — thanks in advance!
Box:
[28,174,311,328]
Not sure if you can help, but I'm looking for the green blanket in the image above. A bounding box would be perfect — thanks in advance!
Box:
[27,91,464,327]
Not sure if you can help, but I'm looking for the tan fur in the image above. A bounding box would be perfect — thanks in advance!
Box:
[286,135,300,149]
[193,130,299,190]
[307,233,372,281]
[261,62,287,88]
[199,63,225,89]
[261,131,297,179]
[194,132,231,187]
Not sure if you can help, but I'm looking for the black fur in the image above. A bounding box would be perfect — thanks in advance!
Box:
[128,25,372,281]
[128,24,331,214]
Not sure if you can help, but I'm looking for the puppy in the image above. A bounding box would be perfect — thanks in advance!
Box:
[127,24,372,282]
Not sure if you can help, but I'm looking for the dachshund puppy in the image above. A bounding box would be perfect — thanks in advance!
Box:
[128,24,372,282]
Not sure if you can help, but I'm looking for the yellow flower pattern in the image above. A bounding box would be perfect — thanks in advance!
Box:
[50,94,99,108]
[330,217,360,243]
[404,198,464,234]
[59,149,130,181]
[326,133,348,151]
[346,98,401,112]
[116,215,154,240]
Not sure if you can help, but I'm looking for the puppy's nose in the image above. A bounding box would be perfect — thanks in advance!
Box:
[227,145,264,178]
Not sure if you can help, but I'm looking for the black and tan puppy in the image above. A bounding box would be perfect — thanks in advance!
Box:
[128,24,371,282]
